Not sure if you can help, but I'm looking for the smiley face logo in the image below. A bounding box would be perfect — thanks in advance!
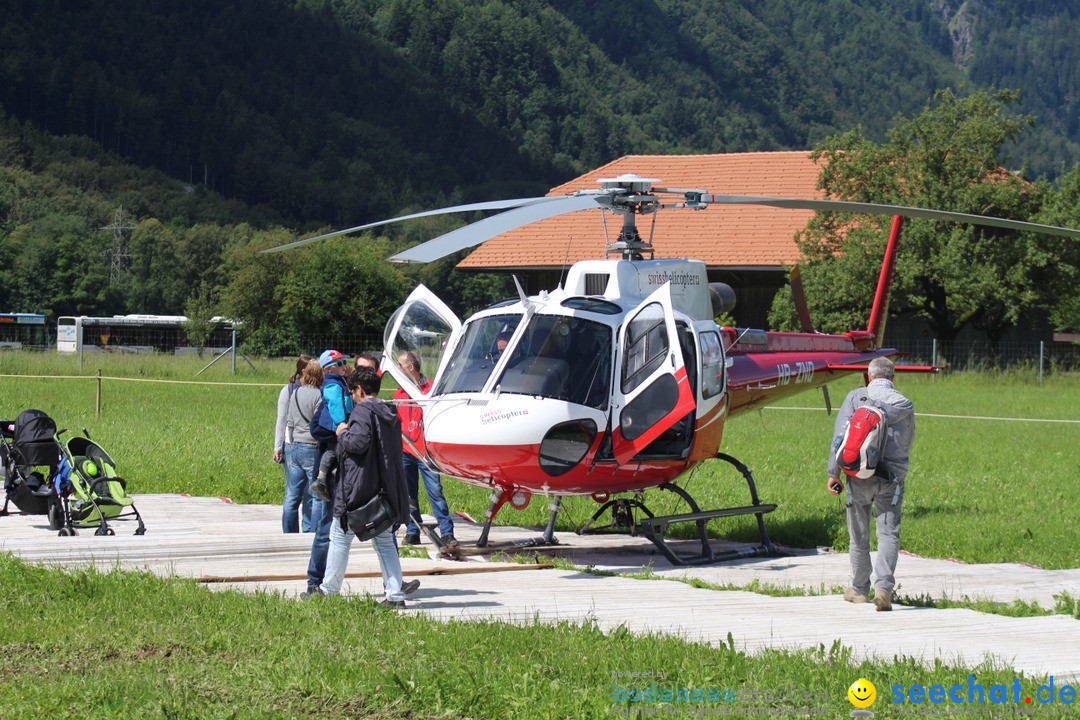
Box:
[848,678,877,709]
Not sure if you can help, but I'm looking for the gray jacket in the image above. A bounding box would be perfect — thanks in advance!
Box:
[286,385,321,445]
[828,379,915,481]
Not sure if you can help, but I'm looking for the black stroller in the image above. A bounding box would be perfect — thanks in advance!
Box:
[1,409,70,532]
[0,409,130,536]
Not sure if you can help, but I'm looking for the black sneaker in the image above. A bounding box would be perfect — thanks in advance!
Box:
[442,534,459,549]
[300,587,325,600]
[379,599,406,610]
[402,533,421,545]
[401,579,420,595]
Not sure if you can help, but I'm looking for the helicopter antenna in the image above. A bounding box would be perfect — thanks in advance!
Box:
[557,235,574,291]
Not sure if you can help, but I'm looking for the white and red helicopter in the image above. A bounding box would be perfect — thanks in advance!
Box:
[269,174,1080,564]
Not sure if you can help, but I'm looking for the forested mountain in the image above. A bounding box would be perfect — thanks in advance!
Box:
[0,0,1077,348]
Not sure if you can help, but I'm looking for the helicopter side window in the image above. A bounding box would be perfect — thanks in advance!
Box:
[434,314,522,395]
[700,331,724,399]
[497,315,611,409]
[621,302,668,395]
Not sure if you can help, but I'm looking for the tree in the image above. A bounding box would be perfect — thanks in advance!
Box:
[182,283,220,357]
[224,231,407,356]
[1036,163,1080,335]
[770,88,1048,354]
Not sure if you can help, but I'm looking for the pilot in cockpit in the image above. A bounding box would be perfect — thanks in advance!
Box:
[492,330,513,360]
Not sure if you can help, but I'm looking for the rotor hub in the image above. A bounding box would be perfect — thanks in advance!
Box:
[596,175,659,260]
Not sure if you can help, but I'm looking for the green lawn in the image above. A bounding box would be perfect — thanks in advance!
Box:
[1,353,1077,568]
[1,354,1077,719]
[0,554,1040,720]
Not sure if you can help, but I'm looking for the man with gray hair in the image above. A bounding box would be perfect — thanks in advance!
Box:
[827,356,915,611]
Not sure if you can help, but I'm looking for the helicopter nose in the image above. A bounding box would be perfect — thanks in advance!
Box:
[538,419,598,477]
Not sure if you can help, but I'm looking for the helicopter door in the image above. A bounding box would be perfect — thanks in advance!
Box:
[611,284,697,465]
[381,284,462,400]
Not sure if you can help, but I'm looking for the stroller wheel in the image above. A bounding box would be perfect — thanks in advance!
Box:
[58,526,77,537]
[94,526,115,536]
[47,498,63,530]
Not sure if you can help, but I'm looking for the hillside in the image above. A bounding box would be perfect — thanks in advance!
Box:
[0,0,1077,342]
[3,0,1077,229]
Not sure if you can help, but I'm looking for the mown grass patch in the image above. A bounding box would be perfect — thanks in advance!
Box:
[1,354,1077,568]
[0,553,1048,720]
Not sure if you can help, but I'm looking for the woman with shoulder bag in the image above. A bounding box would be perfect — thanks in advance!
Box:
[275,354,313,532]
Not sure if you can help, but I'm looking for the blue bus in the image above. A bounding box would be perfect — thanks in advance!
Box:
[0,313,48,350]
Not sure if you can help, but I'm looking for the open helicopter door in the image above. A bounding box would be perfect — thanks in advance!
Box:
[610,284,697,466]
[382,284,462,401]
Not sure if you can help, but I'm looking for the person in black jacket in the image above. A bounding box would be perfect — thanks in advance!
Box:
[314,367,416,608]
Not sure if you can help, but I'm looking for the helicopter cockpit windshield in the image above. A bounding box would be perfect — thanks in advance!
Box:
[434,314,523,395]
[435,312,613,410]
[496,315,612,409]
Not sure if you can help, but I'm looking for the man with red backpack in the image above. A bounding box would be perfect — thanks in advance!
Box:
[827,356,915,612]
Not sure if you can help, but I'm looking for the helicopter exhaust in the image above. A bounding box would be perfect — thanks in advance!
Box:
[708,282,737,317]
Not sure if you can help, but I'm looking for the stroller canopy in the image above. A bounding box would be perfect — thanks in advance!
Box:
[13,409,59,467]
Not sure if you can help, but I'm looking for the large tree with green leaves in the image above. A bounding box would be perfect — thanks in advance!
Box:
[1036,162,1080,335]
[769,88,1055,348]
[224,233,408,356]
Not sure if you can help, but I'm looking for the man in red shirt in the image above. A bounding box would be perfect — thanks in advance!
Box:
[395,351,456,547]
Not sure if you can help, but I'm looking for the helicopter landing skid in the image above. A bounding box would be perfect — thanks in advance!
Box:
[639,454,779,566]
[578,453,779,566]
[411,518,465,560]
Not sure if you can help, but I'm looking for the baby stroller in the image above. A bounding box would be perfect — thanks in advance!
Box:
[0,409,71,533]
[63,430,145,536]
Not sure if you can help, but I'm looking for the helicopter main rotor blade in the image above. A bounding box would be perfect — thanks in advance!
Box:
[699,194,1080,239]
[388,194,603,263]
[261,196,555,254]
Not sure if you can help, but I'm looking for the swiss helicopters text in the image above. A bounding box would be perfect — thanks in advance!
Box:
[647,270,701,287]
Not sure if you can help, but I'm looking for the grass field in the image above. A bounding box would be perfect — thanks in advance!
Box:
[1,353,1077,718]
[1,352,1076,568]
[0,554,1041,719]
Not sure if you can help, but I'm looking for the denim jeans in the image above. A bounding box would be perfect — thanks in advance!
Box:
[283,441,317,533]
[320,515,405,601]
[403,452,454,538]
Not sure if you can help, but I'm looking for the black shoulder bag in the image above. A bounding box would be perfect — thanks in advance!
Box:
[346,408,396,542]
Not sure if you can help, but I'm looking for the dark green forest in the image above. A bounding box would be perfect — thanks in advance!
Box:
[0,0,1078,351]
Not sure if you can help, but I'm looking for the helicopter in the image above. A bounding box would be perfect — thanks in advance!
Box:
[267,173,1080,565]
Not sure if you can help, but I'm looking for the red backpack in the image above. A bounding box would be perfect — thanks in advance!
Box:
[836,400,887,479]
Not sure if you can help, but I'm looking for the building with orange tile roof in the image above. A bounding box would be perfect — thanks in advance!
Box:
[458,152,826,326]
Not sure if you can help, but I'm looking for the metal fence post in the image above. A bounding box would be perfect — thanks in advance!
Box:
[1039,341,1044,385]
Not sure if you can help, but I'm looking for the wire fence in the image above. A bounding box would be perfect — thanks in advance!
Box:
[12,329,1080,375]
[891,339,1080,373]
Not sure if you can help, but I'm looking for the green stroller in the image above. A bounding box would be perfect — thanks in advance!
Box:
[64,431,146,535]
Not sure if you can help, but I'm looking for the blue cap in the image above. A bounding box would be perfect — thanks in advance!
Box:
[319,349,347,368]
